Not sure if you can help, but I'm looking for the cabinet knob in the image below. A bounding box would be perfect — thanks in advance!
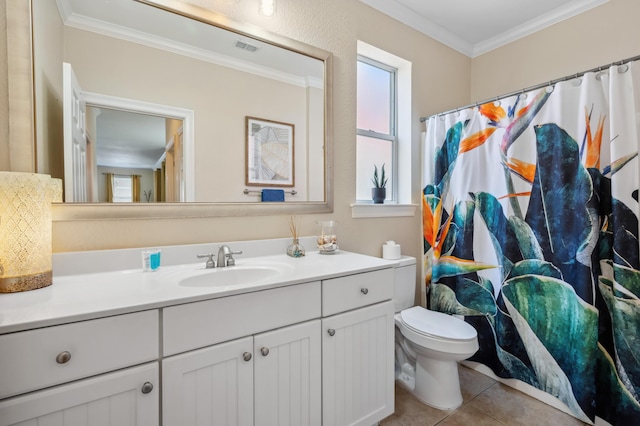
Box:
[361,288,369,295]
[56,351,71,364]
[260,347,270,356]
[327,329,335,336]
[243,352,252,362]
[141,382,154,394]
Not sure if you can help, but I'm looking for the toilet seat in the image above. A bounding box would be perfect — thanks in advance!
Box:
[396,306,478,355]
[400,306,477,342]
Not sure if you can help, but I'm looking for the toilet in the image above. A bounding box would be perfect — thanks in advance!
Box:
[393,257,479,410]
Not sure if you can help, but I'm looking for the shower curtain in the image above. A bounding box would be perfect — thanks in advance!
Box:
[423,61,640,425]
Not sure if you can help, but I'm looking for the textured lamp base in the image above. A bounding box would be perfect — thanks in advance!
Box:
[0,271,52,293]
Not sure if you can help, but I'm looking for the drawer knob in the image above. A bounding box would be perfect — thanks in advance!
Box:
[361,288,369,295]
[56,351,71,364]
[327,329,335,336]
[141,382,154,394]
[243,352,252,362]
[260,347,270,356]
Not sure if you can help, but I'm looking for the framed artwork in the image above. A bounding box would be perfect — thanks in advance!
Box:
[245,116,295,187]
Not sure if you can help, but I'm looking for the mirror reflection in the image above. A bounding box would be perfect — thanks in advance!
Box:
[32,0,326,204]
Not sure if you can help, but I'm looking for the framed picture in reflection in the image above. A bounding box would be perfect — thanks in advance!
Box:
[245,116,295,187]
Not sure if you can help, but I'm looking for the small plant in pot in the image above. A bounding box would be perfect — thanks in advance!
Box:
[371,164,388,204]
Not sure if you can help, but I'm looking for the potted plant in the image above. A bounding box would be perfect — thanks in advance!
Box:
[371,164,388,204]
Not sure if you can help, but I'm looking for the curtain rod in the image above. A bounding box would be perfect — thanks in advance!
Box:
[420,54,640,122]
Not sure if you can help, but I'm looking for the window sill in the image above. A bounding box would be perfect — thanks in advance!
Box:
[350,203,418,218]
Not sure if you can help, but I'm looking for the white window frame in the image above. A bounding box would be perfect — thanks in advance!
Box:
[352,41,417,218]
[112,174,133,203]
[356,55,398,203]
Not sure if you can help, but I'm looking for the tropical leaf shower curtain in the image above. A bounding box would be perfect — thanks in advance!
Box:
[423,61,640,425]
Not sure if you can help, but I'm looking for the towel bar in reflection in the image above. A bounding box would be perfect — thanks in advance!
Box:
[243,189,297,195]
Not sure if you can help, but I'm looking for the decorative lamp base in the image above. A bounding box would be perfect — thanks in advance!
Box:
[0,271,53,293]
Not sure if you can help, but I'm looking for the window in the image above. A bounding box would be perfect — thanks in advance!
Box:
[112,175,133,203]
[356,56,397,202]
[353,41,415,218]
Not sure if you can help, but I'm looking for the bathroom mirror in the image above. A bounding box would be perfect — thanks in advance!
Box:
[27,0,333,219]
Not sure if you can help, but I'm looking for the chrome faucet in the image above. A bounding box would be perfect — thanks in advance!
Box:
[196,252,216,269]
[217,245,243,267]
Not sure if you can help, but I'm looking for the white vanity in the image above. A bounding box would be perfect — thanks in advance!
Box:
[0,239,397,426]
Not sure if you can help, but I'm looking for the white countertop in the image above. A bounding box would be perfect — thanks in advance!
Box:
[0,250,399,334]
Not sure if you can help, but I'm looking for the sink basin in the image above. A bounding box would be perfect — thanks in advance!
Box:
[178,264,286,288]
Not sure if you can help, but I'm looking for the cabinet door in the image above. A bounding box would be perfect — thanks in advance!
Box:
[0,363,158,426]
[254,320,321,426]
[322,301,394,426]
[163,337,253,426]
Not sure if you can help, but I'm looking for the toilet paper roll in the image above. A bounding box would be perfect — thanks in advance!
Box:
[383,244,401,260]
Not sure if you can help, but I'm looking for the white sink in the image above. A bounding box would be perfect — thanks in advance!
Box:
[178,263,289,288]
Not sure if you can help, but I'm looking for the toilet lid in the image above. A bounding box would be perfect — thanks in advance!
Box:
[400,306,476,341]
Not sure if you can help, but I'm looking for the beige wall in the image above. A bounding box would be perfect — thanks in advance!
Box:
[471,0,640,101]
[0,1,9,171]
[2,0,34,172]
[47,0,468,260]
[4,0,637,269]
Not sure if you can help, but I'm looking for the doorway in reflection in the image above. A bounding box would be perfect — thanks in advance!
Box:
[85,106,185,203]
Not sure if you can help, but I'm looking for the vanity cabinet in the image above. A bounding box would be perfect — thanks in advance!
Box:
[162,282,322,426]
[163,320,321,426]
[254,320,321,426]
[0,363,159,426]
[0,311,160,426]
[321,269,395,426]
[0,249,397,426]
[163,337,254,426]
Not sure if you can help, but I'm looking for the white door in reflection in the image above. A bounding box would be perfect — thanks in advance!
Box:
[63,62,88,202]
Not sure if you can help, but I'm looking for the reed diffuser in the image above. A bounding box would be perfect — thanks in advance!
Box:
[286,216,306,258]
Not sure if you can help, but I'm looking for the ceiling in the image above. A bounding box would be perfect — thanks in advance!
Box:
[359,0,609,58]
[89,108,167,169]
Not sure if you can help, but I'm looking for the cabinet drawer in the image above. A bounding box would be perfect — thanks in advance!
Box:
[0,310,159,399]
[322,268,394,316]
[0,363,159,426]
[163,281,321,356]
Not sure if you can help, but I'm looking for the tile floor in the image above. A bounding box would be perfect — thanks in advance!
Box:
[381,365,588,426]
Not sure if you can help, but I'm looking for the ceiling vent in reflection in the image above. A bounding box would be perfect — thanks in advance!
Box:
[235,40,259,52]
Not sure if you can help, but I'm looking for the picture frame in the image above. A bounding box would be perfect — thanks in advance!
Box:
[246,116,295,187]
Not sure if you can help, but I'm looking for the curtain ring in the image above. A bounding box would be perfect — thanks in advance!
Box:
[520,89,528,100]
[493,97,501,107]
[595,66,608,80]
[618,63,629,73]
[572,74,582,87]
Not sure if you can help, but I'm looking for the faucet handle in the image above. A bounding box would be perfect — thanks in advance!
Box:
[197,253,216,269]
[226,249,243,266]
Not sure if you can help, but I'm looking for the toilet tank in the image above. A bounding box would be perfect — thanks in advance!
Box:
[394,256,417,313]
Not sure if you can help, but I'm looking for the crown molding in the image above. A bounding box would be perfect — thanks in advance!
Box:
[472,0,610,57]
[62,10,313,88]
[360,0,609,58]
[359,0,474,57]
